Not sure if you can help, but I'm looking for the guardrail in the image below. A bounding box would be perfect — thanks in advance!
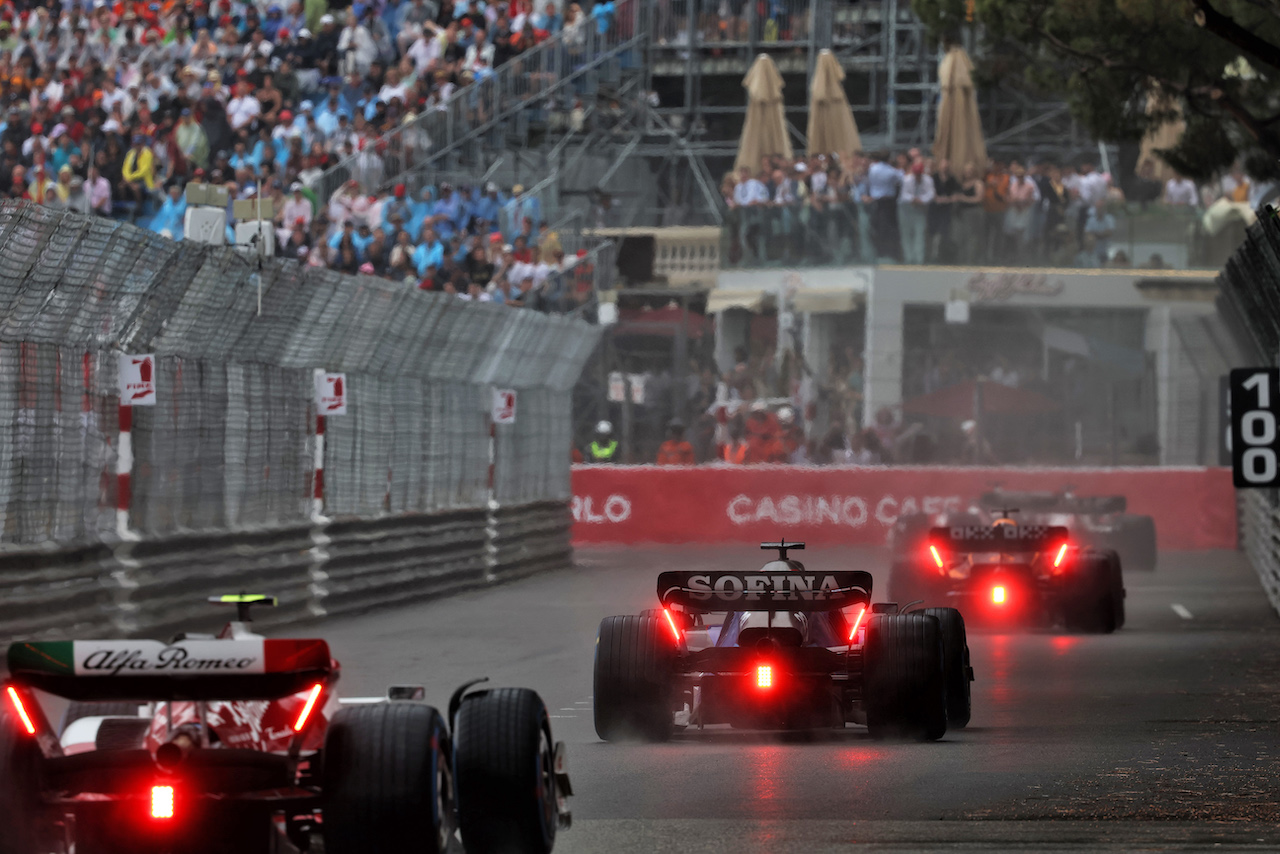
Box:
[0,499,571,642]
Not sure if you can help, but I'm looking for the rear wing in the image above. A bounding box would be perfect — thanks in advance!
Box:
[6,638,332,701]
[977,491,1127,514]
[658,570,872,612]
[931,524,1069,553]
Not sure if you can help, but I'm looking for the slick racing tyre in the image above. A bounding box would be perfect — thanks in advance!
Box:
[0,698,45,854]
[1064,552,1120,634]
[323,703,455,854]
[455,688,559,854]
[1099,549,1126,630]
[922,607,973,728]
[864,613,948,741]
[1115,515,1157,572]
[594,614,675,742]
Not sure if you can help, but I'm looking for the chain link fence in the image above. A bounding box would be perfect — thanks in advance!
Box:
[0,201,598,552]
[1219,210,1280,616]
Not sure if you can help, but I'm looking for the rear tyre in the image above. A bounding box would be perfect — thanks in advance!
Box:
[1100,549,1126,630]
[0,700,45,854]
[1116,515,1157,572]
[922,607,972,729]
[322,703,454,854]
[1064,552,1119,634]
[594,615,675,742]
[455,687,558,854]
[864,614,948,741]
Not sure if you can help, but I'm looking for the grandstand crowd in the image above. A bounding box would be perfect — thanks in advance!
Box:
[0,0,618,307]
[724,150,1274,269]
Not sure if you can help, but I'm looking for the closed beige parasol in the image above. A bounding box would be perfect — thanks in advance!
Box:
[933,46,987,173]
[807,49,861,157]
[735,54,793,174]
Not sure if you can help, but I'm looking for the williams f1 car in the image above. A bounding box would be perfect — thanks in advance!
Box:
[0,595,571,854]
[896,520,1126,632]
[593,542,973,742]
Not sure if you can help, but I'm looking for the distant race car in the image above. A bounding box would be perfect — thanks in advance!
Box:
[0,594,571,854]
[592,542,974,742]
[889,488,1155,602]
[894,519,1126,633]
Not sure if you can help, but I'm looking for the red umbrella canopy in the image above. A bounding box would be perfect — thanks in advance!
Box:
[901,379,1060,419]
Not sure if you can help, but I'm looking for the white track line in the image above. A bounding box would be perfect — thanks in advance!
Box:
[1171,603,1194,620]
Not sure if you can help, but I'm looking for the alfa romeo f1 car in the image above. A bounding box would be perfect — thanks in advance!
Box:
[593,542,974,742]
[890,489,1156,599]
[0,595,571,854]
[896,520,1126,632]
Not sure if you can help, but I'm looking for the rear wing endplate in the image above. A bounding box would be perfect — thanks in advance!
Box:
[658,570,871,612]
[931,524,1069,553]
[6,638,332,701]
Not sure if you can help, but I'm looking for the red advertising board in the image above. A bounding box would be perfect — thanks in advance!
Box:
[571,465,1237,551]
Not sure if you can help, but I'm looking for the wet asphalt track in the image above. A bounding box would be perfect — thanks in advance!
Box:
[303,546,1280,853]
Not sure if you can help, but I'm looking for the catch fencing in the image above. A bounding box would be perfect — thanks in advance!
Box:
[0,202,599,640]
[1216,208,1280,616]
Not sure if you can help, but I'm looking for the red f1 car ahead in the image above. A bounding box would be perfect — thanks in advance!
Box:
[0,595,571,854]
[593,542,974,743]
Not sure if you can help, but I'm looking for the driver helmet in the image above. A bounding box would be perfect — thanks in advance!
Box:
[595,420,613,435]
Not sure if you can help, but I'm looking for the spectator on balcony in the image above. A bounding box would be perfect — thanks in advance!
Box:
[1163,172,1198,207]
[1067,158,1109,247]
[928,159,959,263]
[982,159,1009,263]
[1129,159,1163,208]
[771,167,799,263]
[862,150,902,262]
[1004,161,1040,262]
[1218,161,1251,204]
[1083,199,1115,266]
[897,160,934,265]
[1038,162,1070,261]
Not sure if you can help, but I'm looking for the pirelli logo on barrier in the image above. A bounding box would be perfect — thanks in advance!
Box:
[657,570,872,611]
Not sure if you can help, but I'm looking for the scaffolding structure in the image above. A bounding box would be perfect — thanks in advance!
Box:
[558,0,1091,228]
[337,0,1094,233]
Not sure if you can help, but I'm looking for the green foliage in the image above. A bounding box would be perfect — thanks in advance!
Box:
[913,0,1280,174]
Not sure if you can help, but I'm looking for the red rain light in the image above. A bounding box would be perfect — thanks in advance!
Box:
[293,683,324,733]
[1053,543,1069,568]
[150,785,174,820]
[5,686,35,735]
[663,609,682,643]
[755,664,773,689]
[991,586,1007,605]
[847,605,868,642]
[929,544,945,569]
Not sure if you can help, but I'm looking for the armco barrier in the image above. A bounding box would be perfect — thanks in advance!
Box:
[492,500,573,582]
[0,499,569,643]
[571,466,1237,551]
